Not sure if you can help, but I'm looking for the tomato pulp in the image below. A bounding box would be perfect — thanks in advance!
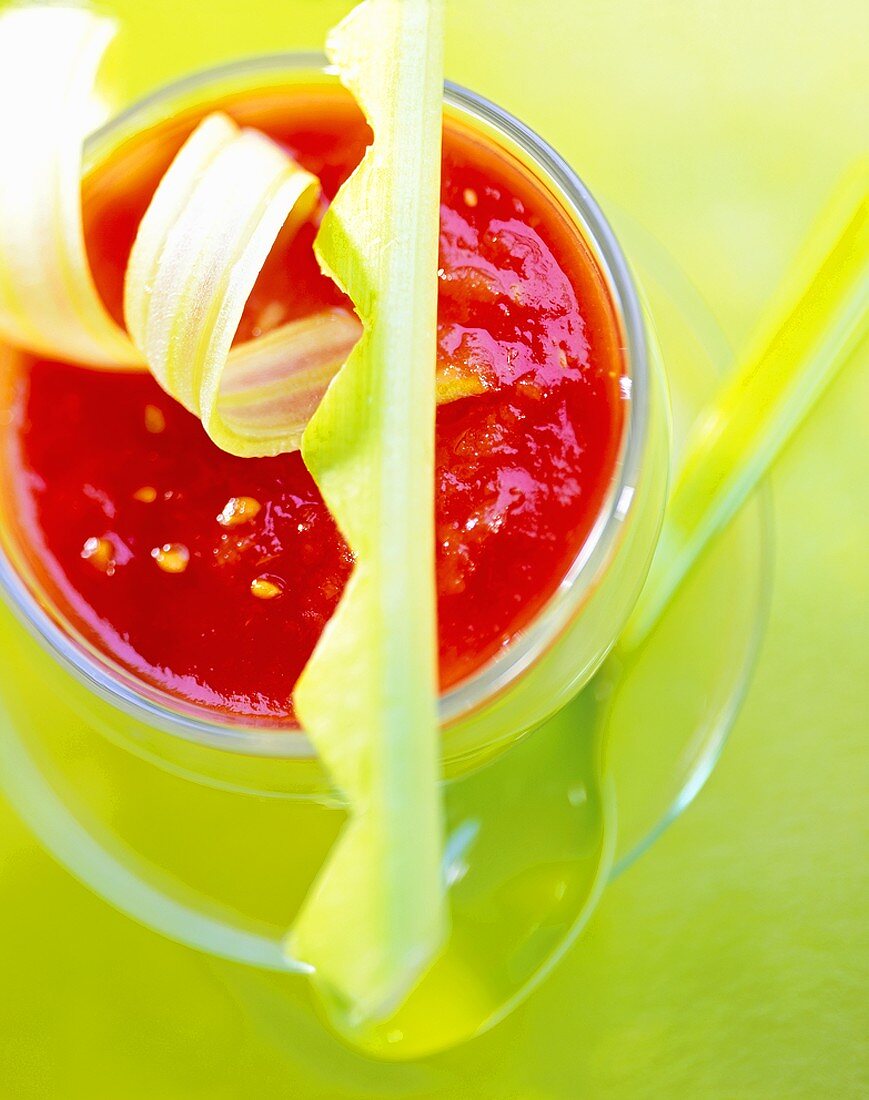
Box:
[1,84,626,721]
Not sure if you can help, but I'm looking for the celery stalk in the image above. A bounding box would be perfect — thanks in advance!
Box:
[289,0,448,1022]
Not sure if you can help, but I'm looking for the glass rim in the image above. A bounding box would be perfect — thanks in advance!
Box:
[0,52,649,760]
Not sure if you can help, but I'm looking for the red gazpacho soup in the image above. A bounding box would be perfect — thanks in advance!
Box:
[0,83,625,721]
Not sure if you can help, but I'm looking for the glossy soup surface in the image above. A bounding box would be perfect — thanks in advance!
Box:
[2,84,625,720]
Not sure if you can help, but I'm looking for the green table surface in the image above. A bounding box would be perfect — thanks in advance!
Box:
[0,2,866,1096]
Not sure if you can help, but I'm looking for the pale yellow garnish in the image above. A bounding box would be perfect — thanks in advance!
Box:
[0,7,137,367]
[123,112,329,457]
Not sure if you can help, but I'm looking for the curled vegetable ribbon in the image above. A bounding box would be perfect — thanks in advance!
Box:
[0,5,358,456]
[123,111,360,456]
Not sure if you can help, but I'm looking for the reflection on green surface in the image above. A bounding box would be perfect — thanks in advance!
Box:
[0,0,865,1094]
